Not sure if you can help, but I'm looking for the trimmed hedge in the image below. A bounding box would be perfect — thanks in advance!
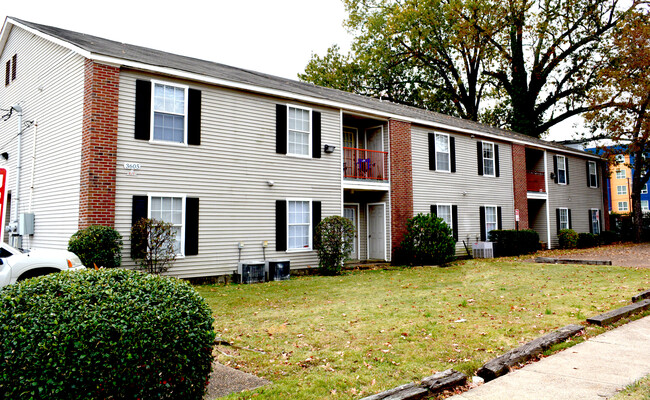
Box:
[68,225,123,269]
[398,213,456,266]
[314,215,355,275]
[558,229,579,249]
[0,269,215,399]
[599,230,619,245]
[577,232,598,249]
[488,229,540,257]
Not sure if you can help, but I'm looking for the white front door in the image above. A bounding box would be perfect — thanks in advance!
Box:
[367,203,386,260]
[343,205,358,260]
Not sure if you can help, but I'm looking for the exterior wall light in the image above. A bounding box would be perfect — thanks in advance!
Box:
[324,144,336,153]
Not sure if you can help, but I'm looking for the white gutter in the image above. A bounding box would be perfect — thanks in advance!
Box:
[6,18,601,161]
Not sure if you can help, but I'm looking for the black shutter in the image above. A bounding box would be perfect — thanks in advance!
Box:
[185,198,199,256]
[598,210,602,233]
[495,145,500,177]
[135,80,152,140]
[276,200,287,251]
[556,208,561,234]
[187,89,202,145]
[477,142,484,175]
[276,104,287,154]
[553,156,558,183]
[312,201,322,242]
[594,163,599,188]
[586,161,591,187]
[428,133,436,170]
[452,205,458,241]
[131,195,148,259]
[430,204,438,216]
[312,111,321,158]
[497,207,502,230]
[450,137,456,173]
[480,206,486,241]
[565,158,570,185]
[589,210,593,234]
[568,209,572,229]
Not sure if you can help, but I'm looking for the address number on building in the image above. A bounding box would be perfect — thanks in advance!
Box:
[124,163,141,170]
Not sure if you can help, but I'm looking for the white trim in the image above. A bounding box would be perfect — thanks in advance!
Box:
[544,150,551,249]
[343,126,359,149]
[149,79,189,146]
[286,198,313,252]
[641,184,648,194]
[615,169,626,179]
[365,125,384,152]
[589,208,601,234]
[286,104,312,158]
[344,203,360,260]
[483,204,498,239]
[436,203,453,228]
[556,155,567,185]
[616,185,627,195]
[3,18,604,160]
[147,193,187,258]
[482,141,496,177]
[366,202,387,261]
[618,201,629,212]
[558,207,570,231]
[587,160,598,188]
[435,133,451,173]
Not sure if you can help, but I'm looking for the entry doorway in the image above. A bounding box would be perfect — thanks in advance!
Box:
[343,204,359,260]
[367,203,386,260]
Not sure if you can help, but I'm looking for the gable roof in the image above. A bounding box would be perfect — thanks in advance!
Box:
[3,17,598,159]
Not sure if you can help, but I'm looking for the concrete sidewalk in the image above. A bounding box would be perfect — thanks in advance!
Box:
[449,316,650,400]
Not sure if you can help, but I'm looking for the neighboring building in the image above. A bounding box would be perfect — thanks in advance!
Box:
[0,18,608,278]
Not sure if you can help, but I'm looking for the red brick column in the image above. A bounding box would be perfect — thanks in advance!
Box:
[602,161,610,231]
[79,59,119,228]
[389,119,413,256]
[511,144,529,229]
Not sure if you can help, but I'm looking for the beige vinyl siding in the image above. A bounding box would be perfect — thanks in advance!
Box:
[0,26,84,249]
[411,126,515,254]
[547,153,605,248]
[116,71,341,278]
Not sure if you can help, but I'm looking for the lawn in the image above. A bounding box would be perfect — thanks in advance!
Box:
[196,259,650,399]
[611,375,650,399]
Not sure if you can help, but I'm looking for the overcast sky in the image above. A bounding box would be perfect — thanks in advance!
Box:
[1,0,582,142]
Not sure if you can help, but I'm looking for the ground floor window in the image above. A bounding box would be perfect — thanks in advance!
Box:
[618,201,629,212]
[288,200,311,250]
[150,196,185,254]
[643,200,649,212]
[485,206,498,237]
[558,208,569,230]
[589,209,601,235]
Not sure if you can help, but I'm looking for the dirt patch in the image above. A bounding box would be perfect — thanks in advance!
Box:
[204,361,270,399]
[525,242,650,268]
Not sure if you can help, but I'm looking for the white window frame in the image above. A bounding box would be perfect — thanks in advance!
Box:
[642,184,648,194]
[587,161,598,188]
[286,105,312,158]
[616,169,625,179]
[482,141,495,177]
[618,201,629,212]
[148,193,186,257]
[150,80,189,146]
[287,198,312,252]
[642,200,649,212]
[435,133,451,172]
[617,185,627,195]
[558,208,569,230]
[557,155,567,184]
[484,205,498,238]
[437,204,453,227]
[589,209,601,235]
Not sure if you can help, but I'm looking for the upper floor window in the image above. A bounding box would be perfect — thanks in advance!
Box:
[587,161,598,188]
[642,184,648,194]
[618,201,629,212]
[615,154,625,163]
[288,106,311,156]
[152,82,187,144]
[617,185,627,195]
[482,142,495,177]
[435,134,450,172]
[643,200,649,212]
[616,169,626,179]
[556,155,567,184]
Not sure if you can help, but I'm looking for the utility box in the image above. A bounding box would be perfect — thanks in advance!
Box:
[19,213,35,236]
[265,260,290,281]
[472,241,493,258]
[235,261,266,284]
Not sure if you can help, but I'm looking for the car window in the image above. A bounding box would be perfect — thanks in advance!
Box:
[0,248,14,258]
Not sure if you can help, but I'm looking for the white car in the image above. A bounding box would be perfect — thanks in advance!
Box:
[0,242,85,287]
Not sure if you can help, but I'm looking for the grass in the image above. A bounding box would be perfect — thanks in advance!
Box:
[196,259,650,399]
[610,375,650,399]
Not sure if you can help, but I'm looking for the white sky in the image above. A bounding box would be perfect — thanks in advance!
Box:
[1,0,581,142]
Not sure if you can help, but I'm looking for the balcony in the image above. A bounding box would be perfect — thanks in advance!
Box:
[527,170,545,192]
[343,147,388,181]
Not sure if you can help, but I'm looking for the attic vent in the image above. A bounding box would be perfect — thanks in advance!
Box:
[4,60,9,86]
[11,54,17,81]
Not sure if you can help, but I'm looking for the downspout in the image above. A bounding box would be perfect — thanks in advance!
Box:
[12,105,22,232]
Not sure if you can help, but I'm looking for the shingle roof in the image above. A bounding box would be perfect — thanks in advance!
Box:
[8,17,595,158]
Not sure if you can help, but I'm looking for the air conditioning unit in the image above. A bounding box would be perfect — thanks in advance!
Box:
[266,260,290,281]
[472,242,494,259]
[236,261,266,284]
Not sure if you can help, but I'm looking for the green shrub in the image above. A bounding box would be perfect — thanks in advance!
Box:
[577,232,598,248]
[399,213,456,266]
[599,230,619,245]
[489,229,540,257]
[0,269,215,399]
[68,225,123,269]
[558,229,579,249]
[131,218,177,274]
[314,215,355,275]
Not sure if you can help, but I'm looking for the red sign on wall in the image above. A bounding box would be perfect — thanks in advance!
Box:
[0,168,6,241]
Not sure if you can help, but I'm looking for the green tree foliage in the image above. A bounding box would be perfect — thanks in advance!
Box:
[68,225,123,269]
[399,213,456,266]
[0,269,215,399]
[314,215,356,275]
[584,8,650,242]
[130,218,177,274]
[300,0,641,137]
